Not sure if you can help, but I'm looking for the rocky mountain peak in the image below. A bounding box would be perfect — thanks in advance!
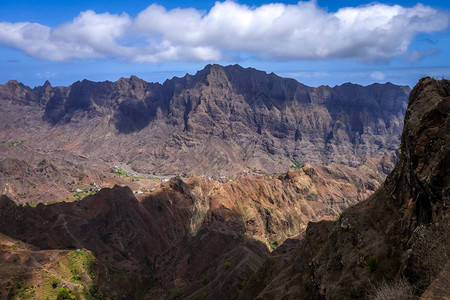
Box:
[205,64,233,88]
[42,80,52,88]
[4,79,20,86]
[0,79,36,103]
[391,77,449,224]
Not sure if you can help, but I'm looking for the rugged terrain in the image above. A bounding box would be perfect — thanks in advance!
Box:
[246,77,450,299]
[0,77,448,299]
[0,155,388,299]
[0,144,164,204]
[0,64,408,204]
[0,64,409,181]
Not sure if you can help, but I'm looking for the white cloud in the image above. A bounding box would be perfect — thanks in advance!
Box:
[370,71,386,81]
[0,11,132,61]
[0,1,448,63]
[36,71,57,79]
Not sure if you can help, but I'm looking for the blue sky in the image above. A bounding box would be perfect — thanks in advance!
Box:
[0,0,449,88]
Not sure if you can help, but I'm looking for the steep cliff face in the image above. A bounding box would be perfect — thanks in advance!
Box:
[249,77,449,299]
[0,64,409,177]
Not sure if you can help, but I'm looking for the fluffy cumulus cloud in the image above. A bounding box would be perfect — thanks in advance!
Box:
[0,11,132,61]
[0,1,448,63]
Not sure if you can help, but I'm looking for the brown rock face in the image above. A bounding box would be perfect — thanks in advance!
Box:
[0,64,409,178]
[249,77,449,299]
[0,153,386,299]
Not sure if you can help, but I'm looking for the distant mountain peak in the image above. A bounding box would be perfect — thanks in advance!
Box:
[4,80,27,89]
[43,80,52,88]
[6,79,19,85]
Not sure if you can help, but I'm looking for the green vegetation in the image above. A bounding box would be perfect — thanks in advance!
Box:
[111,168,130,177]
[46,200,64,205]
[25,201,39,207]
[8,241,23,250]
[34,275,63,299]
[13,275,25,289]
[66,250,96,283]
[0,250,98,300]
[14,285,36,299]
[110,168,156,180]
[224,261,231,269]
[269,240,279,250]
[9,275,35,299]
[3,140,24,147]
[290,158,304,170]
[72,187,98,201]
[202,277,209,285]
[57,288,76,300]
[362,256,379,273]
[87,285,104,299]
[70,274,81,282]
[51,279,59,289]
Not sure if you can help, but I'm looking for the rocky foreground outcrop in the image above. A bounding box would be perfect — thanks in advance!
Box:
[0,64,409,177]
[247,77,449,299]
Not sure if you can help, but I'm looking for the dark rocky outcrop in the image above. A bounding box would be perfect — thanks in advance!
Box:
[247,77,449,299]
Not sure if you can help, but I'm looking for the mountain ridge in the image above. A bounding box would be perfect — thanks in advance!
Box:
[0,64,410,178]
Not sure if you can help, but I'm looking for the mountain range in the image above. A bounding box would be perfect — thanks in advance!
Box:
[0,64,409,179]
[0,66,448,299]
